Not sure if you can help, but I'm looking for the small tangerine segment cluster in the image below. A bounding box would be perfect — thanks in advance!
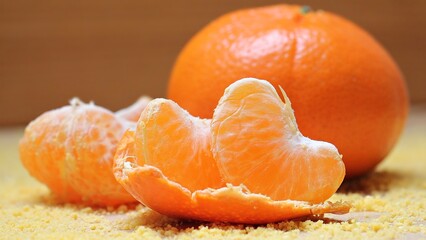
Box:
[114,78,349,223]
[19,98,147,206]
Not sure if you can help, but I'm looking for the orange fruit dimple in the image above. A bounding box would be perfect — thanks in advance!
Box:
[167,4,409,177]
[135,99,224,192]
[212,78,345,203]
[114,78,349,223]
[19,98,149,206]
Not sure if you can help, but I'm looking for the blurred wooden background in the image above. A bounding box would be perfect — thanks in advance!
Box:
[1,0,425,125]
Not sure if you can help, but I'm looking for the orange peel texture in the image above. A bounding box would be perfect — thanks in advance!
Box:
[114,78,349,223]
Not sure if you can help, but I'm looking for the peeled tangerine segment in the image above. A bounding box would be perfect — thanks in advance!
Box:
[113,79,349,224]
[212,78,346,203]
[20,99,137,206]
[134,98,224,191]
[114,130,350,224]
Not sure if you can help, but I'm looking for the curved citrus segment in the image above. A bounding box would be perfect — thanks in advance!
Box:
[116,96,152,122]
[114,133,350,224]
[134,98,223,191]
[20,105,81,202]
[19,98,147,206]
[211,78,345,203]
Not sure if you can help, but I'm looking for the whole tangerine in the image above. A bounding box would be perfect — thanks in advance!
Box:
[167,4,409,177]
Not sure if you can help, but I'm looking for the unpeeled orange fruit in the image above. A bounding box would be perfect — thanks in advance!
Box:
[167,4,409,177]
[19,98,149,206]
[114,78,349,223]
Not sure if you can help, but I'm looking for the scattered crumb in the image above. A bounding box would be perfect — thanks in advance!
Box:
[0,109,425,239]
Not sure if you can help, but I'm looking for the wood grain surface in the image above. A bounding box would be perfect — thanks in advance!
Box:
[1,0,425,125]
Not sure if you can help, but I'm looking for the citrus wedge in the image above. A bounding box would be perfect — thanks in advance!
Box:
[212,78,346,203]
[114,79,349,223]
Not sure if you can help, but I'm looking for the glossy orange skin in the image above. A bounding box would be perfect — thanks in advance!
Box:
[168,4,409,177]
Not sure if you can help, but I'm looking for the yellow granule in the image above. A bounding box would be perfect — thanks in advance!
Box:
[1,108,425,239]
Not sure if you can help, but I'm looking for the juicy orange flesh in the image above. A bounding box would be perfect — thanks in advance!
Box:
[135,99,224,192]
[112,78,347,222]
[212,78,345,203]
[20,102,136,206]
[20,107,80,201]
[65,107,128,202]
[114,129,141,167]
